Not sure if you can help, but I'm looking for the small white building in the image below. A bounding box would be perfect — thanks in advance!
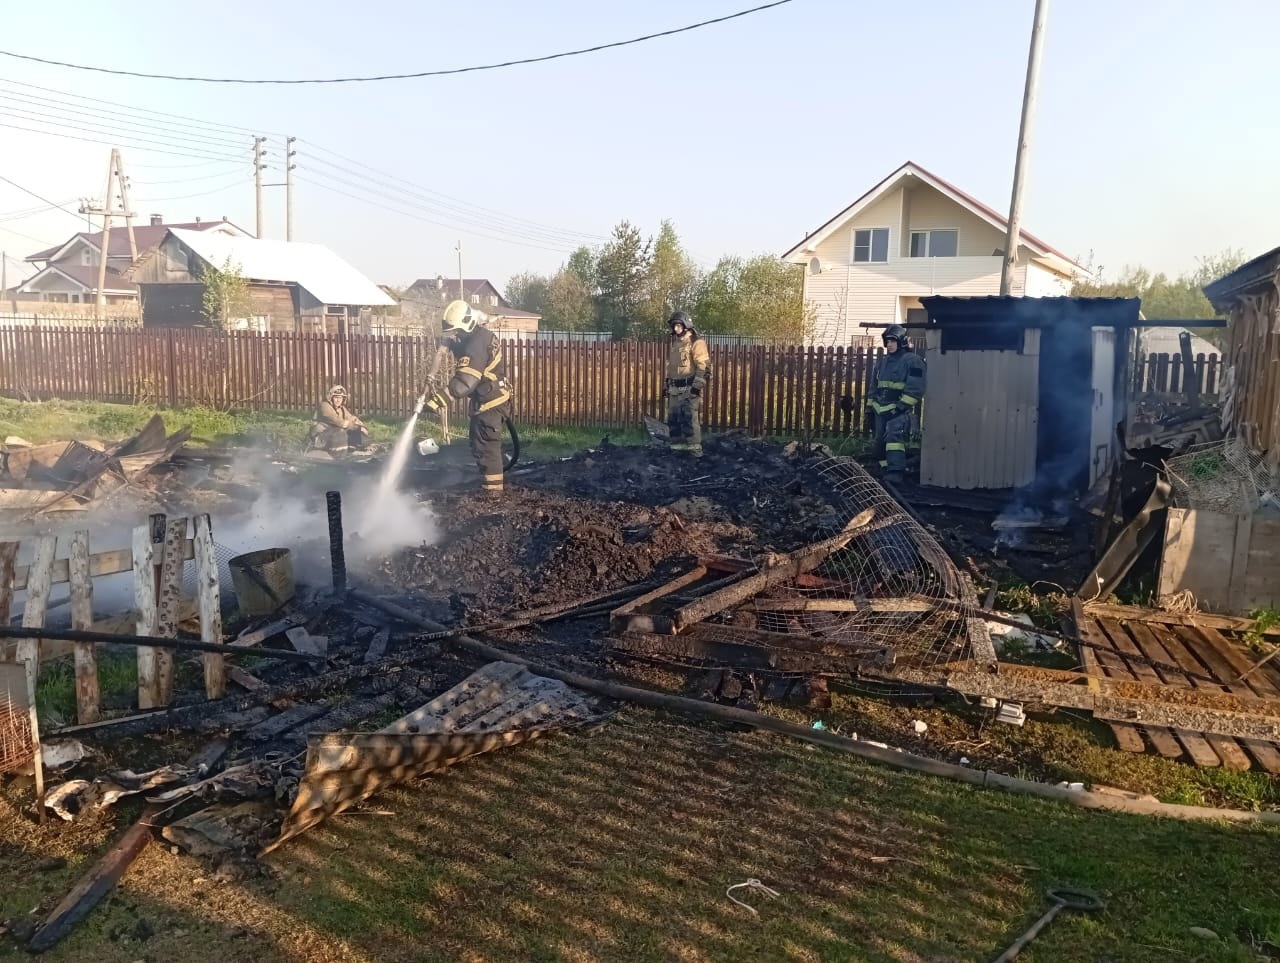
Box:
[781,162,1090,344]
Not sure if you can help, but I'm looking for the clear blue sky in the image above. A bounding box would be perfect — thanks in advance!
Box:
[1,0,1277,291]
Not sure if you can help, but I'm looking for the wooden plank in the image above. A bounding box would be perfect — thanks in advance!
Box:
[1228,513,1254,616]
[19,534,55,815]
[1160,626,1253,771]
[1123,620,1222,767]
[134,515,163,710]
[153,516,188,706]
[1177,624,1280,772]
[1093,618,1183,758]
[0,541,17,627]
[1071,600,1149,754]
[13,540,195,592]
[609,565,709,635]
[193,515,225,700]
[228,666,265,692]
[68,531,99,725]
[1082,603,1280,638]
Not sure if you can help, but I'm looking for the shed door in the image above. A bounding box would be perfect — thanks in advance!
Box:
[1089,327,1116,487]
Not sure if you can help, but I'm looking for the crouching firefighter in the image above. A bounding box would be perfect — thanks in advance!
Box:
[664,311,711,455]
[422,300,512,494]
[868,324,925,483]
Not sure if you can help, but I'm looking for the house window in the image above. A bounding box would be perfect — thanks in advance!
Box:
[910,229,959,258]
[853,228,889,264]
[488,295,498,307]
[470,294,479,304]
[81,248,93,267]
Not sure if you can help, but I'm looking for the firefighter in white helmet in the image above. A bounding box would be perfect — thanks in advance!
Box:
[422,300,511,493]
[307,384,368,453]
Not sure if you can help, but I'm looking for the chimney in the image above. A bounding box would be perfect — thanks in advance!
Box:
[149,214,162,227]
[195,216,201,225]
[435,275,444,291]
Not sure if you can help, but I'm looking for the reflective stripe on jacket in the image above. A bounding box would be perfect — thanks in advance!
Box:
[870,349,926,414]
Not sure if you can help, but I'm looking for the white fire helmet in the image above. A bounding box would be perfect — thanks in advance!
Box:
[442,299,486,334]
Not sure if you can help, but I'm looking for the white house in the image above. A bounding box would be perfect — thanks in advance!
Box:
[781,162,1090,344]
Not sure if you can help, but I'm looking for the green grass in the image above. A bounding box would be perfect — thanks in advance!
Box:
[35,651,138,727]
[6,708,1277,962]
[0,397,643,460]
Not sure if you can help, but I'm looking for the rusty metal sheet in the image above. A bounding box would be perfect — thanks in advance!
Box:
[266,662,609,851]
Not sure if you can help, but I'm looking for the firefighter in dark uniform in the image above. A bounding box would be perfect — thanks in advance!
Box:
[664,311,711,455]
[423,300,511,494]
[868,324,925,482]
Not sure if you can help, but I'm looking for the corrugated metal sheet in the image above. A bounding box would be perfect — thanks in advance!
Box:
[170,229,394,307]
[920,338,1039,489]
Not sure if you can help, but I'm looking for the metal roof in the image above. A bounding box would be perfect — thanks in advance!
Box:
[919,295,1141,328]
[1202,245,1280,305]
[169,229,395,307]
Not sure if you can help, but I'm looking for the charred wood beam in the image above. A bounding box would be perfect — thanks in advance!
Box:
[876,662,1280,742]
[48,646,443,741]
[607,633,880,676]
[671,509,878,632]
[1082,603,1280,639]
[27,739,228,954]
[746,597,934,613]
[0,623,327,663]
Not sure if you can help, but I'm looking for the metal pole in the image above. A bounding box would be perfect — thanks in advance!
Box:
[254,136,266,239]
[455,240,463,300]
[326,490,347,595]
[285,136,297,242]
[999,0,1050,296]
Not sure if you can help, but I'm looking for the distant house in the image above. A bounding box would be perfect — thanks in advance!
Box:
[404,276,541,338]
[781,162,1089,344]
[18,215,250,308]
[133,229,394,333]
[1134,327,1220,360]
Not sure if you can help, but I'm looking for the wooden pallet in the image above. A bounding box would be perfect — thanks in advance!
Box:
[1075,602,1280,772]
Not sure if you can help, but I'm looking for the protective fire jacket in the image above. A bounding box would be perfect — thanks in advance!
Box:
[666,333,711,391]
[315,399,358,429]
[434,327,510,413]
[869,348,926,415]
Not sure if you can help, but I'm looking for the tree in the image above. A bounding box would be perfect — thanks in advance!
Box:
[1071,248,1247,347]
[200,256,251,330]
[638,220,700,337]
[693,255,810,341]
[505,271,550,315]
[595,221,651,338]
[544,265,596,330]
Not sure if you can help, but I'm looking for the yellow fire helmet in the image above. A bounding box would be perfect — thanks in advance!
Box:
[442,299,487,334]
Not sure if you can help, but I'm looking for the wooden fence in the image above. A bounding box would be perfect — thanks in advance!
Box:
[0,325,1221,437]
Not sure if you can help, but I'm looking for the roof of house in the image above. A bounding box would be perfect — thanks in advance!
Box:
[489,305,541,320]
[26,219,250,263]
[406,277,504,299]
[17,262,137,295]
[166,229,395,306]
[1202,245,1280,305]
[781,161,1087,277]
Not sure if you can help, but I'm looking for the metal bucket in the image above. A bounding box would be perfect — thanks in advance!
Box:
[229,548,295,617]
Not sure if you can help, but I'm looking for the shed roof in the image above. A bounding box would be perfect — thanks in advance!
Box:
[168,229,394,306]
[1202,245,1280,306]
[919,295,1141,328]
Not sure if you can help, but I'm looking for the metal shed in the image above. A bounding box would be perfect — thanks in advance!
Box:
[915,296,1141,493]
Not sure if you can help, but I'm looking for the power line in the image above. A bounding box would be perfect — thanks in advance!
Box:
[296,176,573,254]
[0,118,247,163]
[0,76,274,136]
[131,175,249,203]
[0,97,249,154]
[0,173,85,223]
[0,1,796,84]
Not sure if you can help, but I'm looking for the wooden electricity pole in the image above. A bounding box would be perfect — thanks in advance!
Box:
[285,137,297,241]
[999,0,1050,296]
[80,149,136,321]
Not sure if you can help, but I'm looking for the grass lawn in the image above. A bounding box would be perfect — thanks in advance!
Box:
[0,397,643,461]
[2,709,1278,962]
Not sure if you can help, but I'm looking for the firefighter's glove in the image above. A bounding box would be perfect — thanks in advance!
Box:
[690,386,701,398]
[423,392,448,414]
[896,402,911,415]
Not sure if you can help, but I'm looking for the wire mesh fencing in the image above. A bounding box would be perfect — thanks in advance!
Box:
[677,457,978,671]
[1165,439,1280,515]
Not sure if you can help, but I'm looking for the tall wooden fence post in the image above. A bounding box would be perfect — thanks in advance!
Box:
[19,534,55,820]
[154,517,187,706]
[134,514,164,709]
[193,515,225,699]
[68,531,99,724]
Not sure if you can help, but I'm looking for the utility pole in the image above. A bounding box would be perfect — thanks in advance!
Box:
[285,137,297,242]
[455,240,463,301]
[254,136,267,238]
[115,150,137,262]
[999,0,1049,296]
